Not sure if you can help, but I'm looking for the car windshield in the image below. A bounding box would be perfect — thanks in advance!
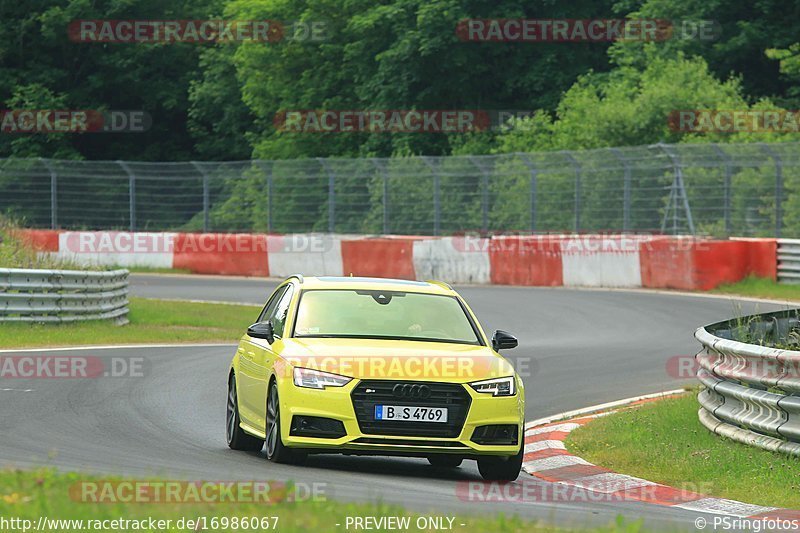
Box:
[293,289,481,345]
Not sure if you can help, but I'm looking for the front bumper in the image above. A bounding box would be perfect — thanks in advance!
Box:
[279,378,524,457]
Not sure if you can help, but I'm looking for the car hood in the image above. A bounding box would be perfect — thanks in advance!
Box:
[277,337,515,382]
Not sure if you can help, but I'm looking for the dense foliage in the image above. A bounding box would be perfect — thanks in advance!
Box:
[1,1,799,235]
[2,0,798,161]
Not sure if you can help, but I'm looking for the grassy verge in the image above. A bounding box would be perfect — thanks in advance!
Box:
[0,218,83,270]
[713,276,800,302]
[566,393,800,509]
[0,469,645,533]
[0,298,259,348]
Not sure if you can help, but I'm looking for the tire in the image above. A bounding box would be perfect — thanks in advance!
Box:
[427,455,463,468]
[477,445,523,481]
[265,381,306,465]
[226,375,265,451]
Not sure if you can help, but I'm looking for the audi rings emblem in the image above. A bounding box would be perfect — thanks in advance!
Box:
[392,383,432,400]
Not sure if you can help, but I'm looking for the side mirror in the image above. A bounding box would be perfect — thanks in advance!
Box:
[492,330,518,351]
[247,321,275,344]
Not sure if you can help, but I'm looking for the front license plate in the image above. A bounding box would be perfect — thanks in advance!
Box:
[374,405,448,423]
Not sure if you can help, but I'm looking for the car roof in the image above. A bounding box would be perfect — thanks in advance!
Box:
[292,276,455,295]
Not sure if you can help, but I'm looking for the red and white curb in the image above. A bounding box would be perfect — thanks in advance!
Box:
[522,391,800,520]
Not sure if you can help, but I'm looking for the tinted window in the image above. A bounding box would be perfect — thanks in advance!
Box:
[270,284,295,338]
[257,285,288,323]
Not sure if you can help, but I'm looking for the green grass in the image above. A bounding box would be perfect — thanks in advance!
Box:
[566,393,800,509]
[0,298,259,348]
[713,276,800,302]
[0,469,650,533]
[0,217,84,270]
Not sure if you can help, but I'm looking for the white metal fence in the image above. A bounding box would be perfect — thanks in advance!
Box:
[1,141,798,237]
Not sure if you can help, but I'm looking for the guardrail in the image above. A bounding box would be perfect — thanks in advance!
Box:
[778,239,800,284]
[0,268,129,324]
[695,309,800,455]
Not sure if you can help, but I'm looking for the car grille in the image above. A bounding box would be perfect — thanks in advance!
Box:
[351,380,471,438]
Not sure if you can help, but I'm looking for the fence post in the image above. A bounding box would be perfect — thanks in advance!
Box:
[468,156,489,232]
[318,158,335,233]
[518,154,537,233]
[255,161,273,233]
[421,157,441,236]
[190,161,210,232]
[562,151,581,232]
[711,144,732,235]
[371,159,389,234]
[117,161,136,231]
[41,159,58,229]
[656,144,695,235]
[760,144,783,238]
[610,148,631,232]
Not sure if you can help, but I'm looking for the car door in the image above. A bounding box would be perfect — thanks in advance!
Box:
[241,283,296,432]
[238,285,287,429]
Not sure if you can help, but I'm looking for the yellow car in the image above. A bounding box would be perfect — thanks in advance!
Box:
[226,276,525,480]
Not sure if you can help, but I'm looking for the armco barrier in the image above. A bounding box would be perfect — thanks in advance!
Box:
[778,238,800,284]
[0,268,129,324]
[20,230,777,290]
[695,310,800,455]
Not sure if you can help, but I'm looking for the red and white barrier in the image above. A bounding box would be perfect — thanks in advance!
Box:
[17,230,777,291]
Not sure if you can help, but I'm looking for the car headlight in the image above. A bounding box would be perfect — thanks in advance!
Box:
[469,376,516,397]
[293,367,352,389]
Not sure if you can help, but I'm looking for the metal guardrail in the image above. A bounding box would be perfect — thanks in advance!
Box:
[695,310,800,455]
[0,268,130,324]
[778,239,800,283]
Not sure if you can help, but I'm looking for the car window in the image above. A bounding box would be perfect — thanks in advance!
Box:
[269,284,295,338]
[257,285,288,323]
[293,289,481,345]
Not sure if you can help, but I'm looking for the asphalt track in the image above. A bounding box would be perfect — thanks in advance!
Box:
[0,273,791,531]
